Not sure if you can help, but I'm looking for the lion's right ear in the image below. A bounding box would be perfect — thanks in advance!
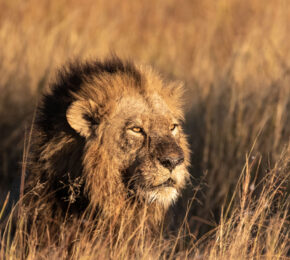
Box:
[66,100,98,138]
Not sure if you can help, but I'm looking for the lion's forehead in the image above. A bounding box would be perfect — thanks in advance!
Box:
[115,94,175,124]
[146,93,170,113]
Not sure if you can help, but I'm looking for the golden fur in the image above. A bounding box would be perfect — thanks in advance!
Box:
[24,57,190,240]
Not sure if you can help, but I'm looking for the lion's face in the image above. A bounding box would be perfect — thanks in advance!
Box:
[67,92,189,209]
[65,66,189,211]
[98,94,189,208]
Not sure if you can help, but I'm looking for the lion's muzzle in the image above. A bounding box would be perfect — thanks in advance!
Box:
[156,139,184,172]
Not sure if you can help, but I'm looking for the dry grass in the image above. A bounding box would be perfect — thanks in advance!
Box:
[0,0,289,259]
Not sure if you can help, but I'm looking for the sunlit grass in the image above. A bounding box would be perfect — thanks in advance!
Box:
[0,0,289,258]
[1,146,288,259]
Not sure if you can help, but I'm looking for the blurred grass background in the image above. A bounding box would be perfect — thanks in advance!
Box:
[0,0,289,256]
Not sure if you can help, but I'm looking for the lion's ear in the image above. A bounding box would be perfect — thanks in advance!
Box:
[66,100,98,138]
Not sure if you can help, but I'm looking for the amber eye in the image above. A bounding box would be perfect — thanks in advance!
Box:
[170,124,178,131]
[131,127,142,133]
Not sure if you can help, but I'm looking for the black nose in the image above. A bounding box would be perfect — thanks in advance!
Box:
[158,154,184,171]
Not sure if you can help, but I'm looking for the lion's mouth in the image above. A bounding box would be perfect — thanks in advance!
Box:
[150,178,176,190]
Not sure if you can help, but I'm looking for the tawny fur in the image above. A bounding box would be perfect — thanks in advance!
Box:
[23,56,190,242]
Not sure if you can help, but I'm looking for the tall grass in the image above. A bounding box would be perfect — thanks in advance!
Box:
[0,0,289,258]
[1,146,288,259]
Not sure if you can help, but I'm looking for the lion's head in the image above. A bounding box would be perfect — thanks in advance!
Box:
[26,57,190,226]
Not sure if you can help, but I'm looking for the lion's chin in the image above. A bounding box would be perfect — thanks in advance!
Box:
[145,187,178,208]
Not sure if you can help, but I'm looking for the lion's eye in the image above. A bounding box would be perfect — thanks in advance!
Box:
[170,124,178,131]
[131,127,142,133]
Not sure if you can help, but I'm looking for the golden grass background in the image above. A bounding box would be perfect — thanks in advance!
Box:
[0,0,289,259]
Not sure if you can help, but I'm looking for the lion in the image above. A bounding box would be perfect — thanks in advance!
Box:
[23,56,190,243]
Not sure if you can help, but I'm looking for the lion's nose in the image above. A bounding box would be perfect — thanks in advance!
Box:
[158,154,184,171]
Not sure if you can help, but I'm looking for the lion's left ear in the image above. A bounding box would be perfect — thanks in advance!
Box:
[66,99,98,138]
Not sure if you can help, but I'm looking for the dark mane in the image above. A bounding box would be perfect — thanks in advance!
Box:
[37,57,142,140]
[26,57,143,218]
